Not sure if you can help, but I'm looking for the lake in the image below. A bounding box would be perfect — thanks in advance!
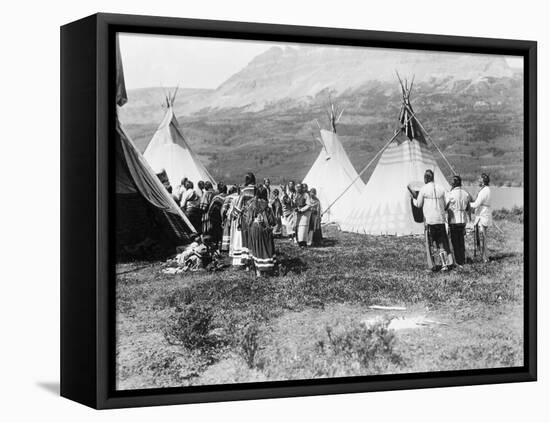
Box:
[464,186,523,210]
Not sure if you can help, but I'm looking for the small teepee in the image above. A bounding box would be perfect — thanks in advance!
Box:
[144,90,216,190]
[303,101,365,225]
[340,76,451,236]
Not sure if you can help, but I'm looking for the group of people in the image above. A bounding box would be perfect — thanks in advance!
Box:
[160,168,492,275]
[165,173,323,277]
[412,170,492,271]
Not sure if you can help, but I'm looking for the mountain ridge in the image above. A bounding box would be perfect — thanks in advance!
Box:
[120,46,515,119]
[119,46,523,185]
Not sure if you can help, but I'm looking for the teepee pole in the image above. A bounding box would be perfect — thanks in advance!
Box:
[320,115,414,217]
[404,104,457,176]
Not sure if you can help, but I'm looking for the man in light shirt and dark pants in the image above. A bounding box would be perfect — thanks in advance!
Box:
[445,175,472,266]
[413,169,454,271]
[470,173,492,263]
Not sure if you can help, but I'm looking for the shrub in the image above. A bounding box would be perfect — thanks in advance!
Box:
[240,322,261,369]
[164,304,219,352]
[493,206,523,223]
[324,318,402,372]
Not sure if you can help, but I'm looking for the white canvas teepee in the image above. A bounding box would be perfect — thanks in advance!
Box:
[303,104,365,225]
[340,77,451,236]
[115,38,196,255]
[144,94,216,190]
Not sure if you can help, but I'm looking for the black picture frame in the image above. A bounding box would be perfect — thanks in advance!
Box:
[60,12,537,409]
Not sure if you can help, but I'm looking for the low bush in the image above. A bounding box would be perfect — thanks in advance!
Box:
[493,206,523,223]
[323,318,402,372]
[240,322,261,369]
[164,303,221,352]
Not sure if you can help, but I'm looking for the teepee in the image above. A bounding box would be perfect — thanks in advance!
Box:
[303,102,365,225]
[144,91,216,190]
[115,38,196,257]
[340,76,451,236]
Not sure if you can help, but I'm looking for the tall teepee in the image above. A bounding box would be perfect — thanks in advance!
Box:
[144,92,216,190]
[340,76,451,236]
[115,37,196,257]
[303,102,365,225]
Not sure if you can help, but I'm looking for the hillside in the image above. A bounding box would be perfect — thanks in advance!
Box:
[119,46,524,185]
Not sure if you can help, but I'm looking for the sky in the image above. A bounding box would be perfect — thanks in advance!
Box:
[119,33,524,91]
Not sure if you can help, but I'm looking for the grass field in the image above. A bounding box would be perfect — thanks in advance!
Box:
[115,212,524,390]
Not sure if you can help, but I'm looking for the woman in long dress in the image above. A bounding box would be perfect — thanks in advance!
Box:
[245,185,277,277]
[180,180,202,233]
[229,173,257,267]
[294,183,311,247]
[228,201,243,266]
[307,188,323,246]
[270,188,283,237]
[204,182,226,250]
[200,181,215,234]
[221,186,239,252]
[281,181,296,239]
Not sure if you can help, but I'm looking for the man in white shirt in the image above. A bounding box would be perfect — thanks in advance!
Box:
[173,177,188,204]
[414,169,453,271]
[470,173,492,262]
[445,175,472,265]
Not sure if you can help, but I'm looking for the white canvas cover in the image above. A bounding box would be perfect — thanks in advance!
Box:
[144,107,216,189]
[340,137,450,236]
[303,129,365,225]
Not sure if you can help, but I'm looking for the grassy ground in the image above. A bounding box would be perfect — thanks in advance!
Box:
[115,215,524,390]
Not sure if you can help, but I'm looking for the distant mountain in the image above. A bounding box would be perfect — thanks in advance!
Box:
[120,46,515,119]
[119,46,523,185]
[208,46,514,111]
[118,87,213,124]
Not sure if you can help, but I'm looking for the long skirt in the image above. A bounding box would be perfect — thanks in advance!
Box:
[281,213,295,237]
[273,217,282,237]
[241,223,250,264]
[308,213,322,246]
[221,220,231,252]
[296,211,311,245]
[185,209,202,234]
[205,218,223,246]
[229,219,243,266]
[248,222,275,272]
[201,213,208,235]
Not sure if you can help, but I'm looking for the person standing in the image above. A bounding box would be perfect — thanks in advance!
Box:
[196,180,205,200]
[228,189,243,265]
[308,188,323,246]
[263,178,272,200]
[244,186,277,277]
[445,175,472,265]
[470,173,492,263]
[221,186,239,253]
[294,183,311,247]
[270,188,283,237]
[200,181,215,234]
[413,169,453,271]
[173,177,188,204]
[180,180,202,233]
[281,181,296,239]
[230,173,256,267]
[204,182,227,250]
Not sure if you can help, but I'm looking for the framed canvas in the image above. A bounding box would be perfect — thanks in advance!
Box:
[60,13,537,409]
